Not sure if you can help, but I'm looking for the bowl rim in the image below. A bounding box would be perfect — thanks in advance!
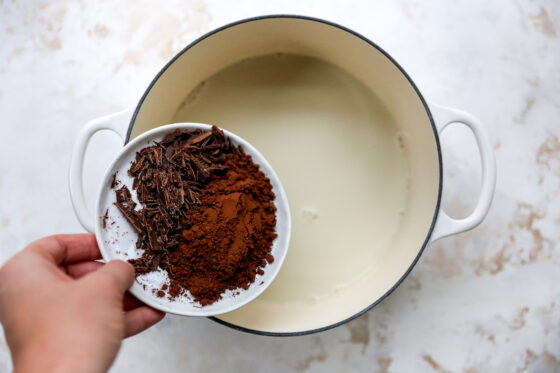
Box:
[125,14,442,336]
[95,122,291,317]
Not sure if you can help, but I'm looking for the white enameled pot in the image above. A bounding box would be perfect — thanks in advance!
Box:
[70,15,496,336]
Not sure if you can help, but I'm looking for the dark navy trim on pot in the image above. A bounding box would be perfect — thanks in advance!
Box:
[125,14,443,337]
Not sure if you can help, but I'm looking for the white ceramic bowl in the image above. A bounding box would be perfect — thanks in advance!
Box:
[75,123,290,316]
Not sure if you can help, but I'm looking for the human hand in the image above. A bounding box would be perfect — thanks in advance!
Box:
[0,234,165,373]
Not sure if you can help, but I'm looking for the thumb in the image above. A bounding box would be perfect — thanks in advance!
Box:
[86,260,135,295]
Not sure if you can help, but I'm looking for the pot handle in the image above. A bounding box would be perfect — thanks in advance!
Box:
[68,108,133,232]
[428,103,496,243]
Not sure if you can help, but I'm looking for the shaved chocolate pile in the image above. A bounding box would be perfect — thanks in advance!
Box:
[114,126,239,274]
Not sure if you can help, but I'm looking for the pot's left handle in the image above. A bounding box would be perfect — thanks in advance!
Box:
[69,108,133,232]
[428,103,496,243]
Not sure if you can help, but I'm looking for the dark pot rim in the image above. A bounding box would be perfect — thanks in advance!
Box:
[125,14,442,337]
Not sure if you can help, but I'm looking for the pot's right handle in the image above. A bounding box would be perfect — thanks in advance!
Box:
[69,108,133,233]
[428,103,496,243]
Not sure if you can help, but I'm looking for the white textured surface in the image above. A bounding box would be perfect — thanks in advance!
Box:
[0,1,559,372]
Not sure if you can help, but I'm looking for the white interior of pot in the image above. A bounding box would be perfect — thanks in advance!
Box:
[130,17,440,333]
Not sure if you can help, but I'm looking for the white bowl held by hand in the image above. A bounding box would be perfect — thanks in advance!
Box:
[71,122,291,317]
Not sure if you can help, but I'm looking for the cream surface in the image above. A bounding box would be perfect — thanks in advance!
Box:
[172,54,409,305]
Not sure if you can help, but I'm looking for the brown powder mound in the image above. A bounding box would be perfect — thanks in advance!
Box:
[167,152,277,305]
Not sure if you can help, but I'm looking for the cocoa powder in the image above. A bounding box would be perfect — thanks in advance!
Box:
[168,152,277,305]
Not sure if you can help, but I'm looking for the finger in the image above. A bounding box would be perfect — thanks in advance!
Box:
[28,234,102,265]
[124,306,165,337]
[85,260,135,295]
[65,261,104,279]
[66,264,142,308]
[123,293,145,311]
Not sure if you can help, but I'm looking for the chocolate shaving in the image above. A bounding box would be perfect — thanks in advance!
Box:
[188,131,212,145]
[102,209,109,229]
[111,172,118,189]
[114,203,143,233]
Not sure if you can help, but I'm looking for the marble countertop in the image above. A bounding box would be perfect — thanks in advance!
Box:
[1,0,559,372]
